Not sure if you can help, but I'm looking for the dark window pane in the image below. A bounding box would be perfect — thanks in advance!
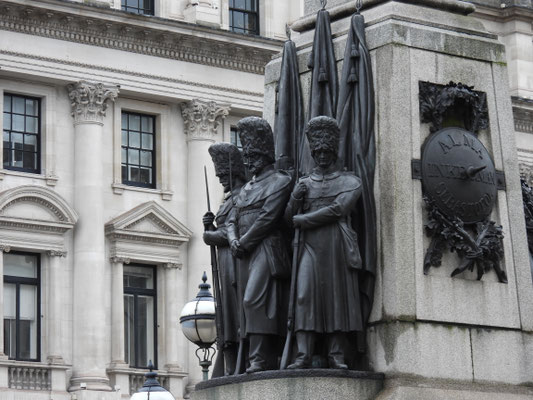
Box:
[142,133,153,150]
[3,148,9,167]
[139,168,151,184]
[234,0,245,9]
[14,150,23,168]
[12,97,24,114]
[23,153,36,170]
[3,95,11,112]
[141,116,153,133]
[12,115,24,132]
[129,131,140,148]
[129,114,140,131]
[121,113,128,129]
[128,149,139,165]
[122,148,127,163]
[3,113,10,130]
[126,0,138,7]
[11,133,23,150]
[124,294,134,365]
[124,265,154,289]
[26,117,38,134]
[121,165,127,181]
[137,295,154,367]
[122,130,128,146]
[129,166,140,182]
[140,151,152,167]
[233,12,244,30]
[25,99,37,116]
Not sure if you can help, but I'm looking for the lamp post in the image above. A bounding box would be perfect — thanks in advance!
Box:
[179,272,217,381]
[130,361,175,400]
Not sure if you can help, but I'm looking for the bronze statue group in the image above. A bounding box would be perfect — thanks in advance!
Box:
[203,4,376,378]
[203,116,367,376]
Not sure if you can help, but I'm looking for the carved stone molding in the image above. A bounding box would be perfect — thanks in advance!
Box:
[181,99,230,141]
[163,262,183,270]
[110,256,131,264]
[0,245,11,253]
[47,250,67,257]
[67,81,119,125]
[0,2,278,75]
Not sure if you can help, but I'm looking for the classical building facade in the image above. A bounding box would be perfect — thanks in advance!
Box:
[0,0,531,399]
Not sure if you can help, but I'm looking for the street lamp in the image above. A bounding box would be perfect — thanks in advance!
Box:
[179,272,217,380]
[130,361,175,400]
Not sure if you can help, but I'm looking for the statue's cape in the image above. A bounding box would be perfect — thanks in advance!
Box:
[236,168,292,207]
[301,170,361,199]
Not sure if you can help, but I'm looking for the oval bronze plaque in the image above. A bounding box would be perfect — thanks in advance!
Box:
[421,127,497,224]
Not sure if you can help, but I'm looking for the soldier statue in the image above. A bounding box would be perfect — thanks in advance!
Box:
[285,116,363,369]
[202,143,246,375]
[227,116,292,373]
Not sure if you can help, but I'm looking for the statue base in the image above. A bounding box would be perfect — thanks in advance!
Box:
[191,369,384,400]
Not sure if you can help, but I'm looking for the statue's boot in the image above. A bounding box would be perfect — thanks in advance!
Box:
[327,333,348,369]
[224,343,238,376]
[247,334,276,373]
[287,331,314,369]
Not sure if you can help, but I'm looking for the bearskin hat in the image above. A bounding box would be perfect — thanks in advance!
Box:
[305,116,340,155]
[236,117,275,164]
[208,142,245,180]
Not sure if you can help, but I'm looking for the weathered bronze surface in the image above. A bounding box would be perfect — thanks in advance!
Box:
[203,143,246,376]
[421,127,497,224]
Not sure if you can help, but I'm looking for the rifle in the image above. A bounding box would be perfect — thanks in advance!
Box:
[280,158,302,369]
[204,166,225,378]
[230,152,247,375]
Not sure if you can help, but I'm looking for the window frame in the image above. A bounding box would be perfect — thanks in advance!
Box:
[121,111,157,189]
[230,126,243,150]
[2,93,42,175]
[229,0,260,35]
[3,251,41,362]
[123,263,158,370]
[121,0,155,16]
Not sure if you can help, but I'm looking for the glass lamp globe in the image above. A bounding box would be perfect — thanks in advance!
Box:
[179,272,216,348]
[130,361,175,400]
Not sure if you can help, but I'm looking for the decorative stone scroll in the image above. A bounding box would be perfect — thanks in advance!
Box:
[67,81,119,124]
[180,99,230,141]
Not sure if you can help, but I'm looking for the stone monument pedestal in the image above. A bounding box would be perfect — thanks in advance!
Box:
[260,0,533,398]
[191,369,384,400]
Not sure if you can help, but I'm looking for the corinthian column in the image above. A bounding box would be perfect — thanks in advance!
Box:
[67,81,119,392]
[180,99,229,383]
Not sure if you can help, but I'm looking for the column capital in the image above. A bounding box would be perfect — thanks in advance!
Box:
[110,256,130,264]
[180,99,230,141]
[47,250,67,257]
[67,81,119,125]
[163,262,182,270]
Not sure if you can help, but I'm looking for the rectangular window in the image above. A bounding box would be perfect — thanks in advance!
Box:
[229,0,259,35]
[3,93,41,174]
[230,126,242,150]
[3,252,40,362]
[124,264,157,369]
[121,112,156,188]
[121,0,154,15]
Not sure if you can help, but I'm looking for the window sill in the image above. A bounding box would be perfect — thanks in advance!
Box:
[111,183,173,201]
[0,169,58,186]
[0,358,70,370]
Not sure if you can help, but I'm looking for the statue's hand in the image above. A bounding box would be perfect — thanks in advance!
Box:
[202,212,215,230]
[231,239,245,258]
[293,215,306,229]
[292,182,308,200]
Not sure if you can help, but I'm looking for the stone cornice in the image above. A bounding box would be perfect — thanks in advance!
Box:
[181,99,230,140]
[67,81,119,125]
[0,0,282,75]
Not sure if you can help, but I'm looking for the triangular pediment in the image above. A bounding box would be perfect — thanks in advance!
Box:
[105,201,192,241]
